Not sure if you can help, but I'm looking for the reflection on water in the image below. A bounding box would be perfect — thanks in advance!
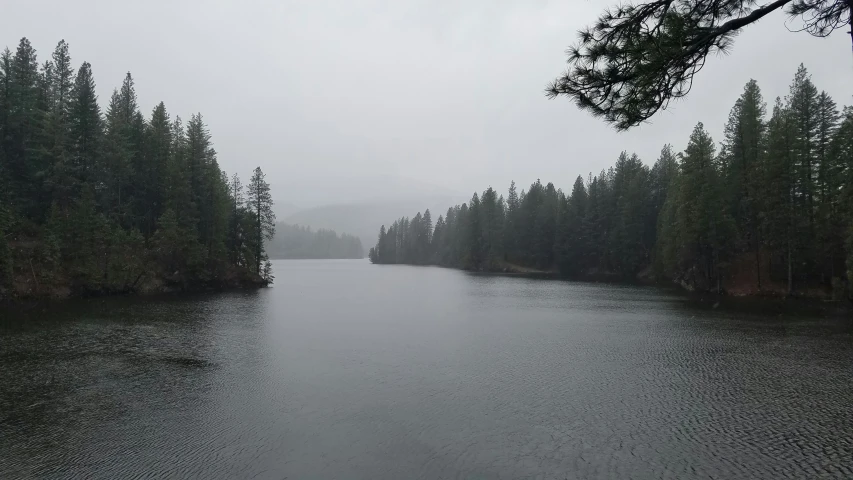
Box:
[1,260,852,479]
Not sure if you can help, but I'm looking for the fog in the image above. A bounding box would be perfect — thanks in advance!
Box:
[4,0,850,216]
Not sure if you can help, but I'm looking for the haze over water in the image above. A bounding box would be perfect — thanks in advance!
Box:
[2,260,852,479]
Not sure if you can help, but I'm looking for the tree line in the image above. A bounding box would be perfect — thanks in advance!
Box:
[267,223,363,259]
[0,38,276,299]
[371,65,853,298]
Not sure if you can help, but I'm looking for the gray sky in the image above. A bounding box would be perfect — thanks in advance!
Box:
[4,0,851,207]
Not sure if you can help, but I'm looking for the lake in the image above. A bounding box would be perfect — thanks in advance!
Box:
[2,259,852,479]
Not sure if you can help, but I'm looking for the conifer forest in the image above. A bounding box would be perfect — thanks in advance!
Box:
[0,38,276,299]
[370,66,853,298]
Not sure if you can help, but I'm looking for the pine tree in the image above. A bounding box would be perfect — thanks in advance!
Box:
[833,108,853,297]
[556,175,588,275]
[142,102,171,236]
[466,193,483,268]
[185,113,229,265]
[370,225,386,263]
[228,173,244,264]
[814,91,842,281]
[479,187,502,266]
[4,38,44,218]
[114,72,146,229]
[663,123,734,290]
[100,89,133,223]
[504,180,519,261]
[43,40,76,210]
[610,152,651,274]
[721,79,767,289]
[246,166,275,275]
[0,48,12,202]
[762,98,799,294]
[787,65,819,250]
[547,0,849,130]
[650,146,677,257]
[431,215,445,263]
[68,61,100,185]
[422,208,433,261]
[164,115,194,224]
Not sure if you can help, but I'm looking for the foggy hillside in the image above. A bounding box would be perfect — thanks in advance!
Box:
[267,223,363,260]
[284,195,468,247]
[274,202,302,221]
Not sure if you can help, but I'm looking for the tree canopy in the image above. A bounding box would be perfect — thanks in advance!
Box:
[546,0,851,130]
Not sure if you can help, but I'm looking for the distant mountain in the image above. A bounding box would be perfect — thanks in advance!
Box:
[283,195,467,248]
[273,202,302,221]
[271,173,465,210]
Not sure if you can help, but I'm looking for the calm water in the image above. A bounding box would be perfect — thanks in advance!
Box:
[2,260,852,479]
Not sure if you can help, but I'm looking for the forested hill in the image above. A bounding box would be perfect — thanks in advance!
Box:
[0,38,277,300]
[267,223,363,259]
[370,66,853,299]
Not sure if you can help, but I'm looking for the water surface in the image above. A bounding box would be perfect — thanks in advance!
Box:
[2,259,852,479]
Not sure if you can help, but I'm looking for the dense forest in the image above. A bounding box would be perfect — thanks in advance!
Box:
[371,66,853,299]
[267,223,363,259]
[0,38,276,300]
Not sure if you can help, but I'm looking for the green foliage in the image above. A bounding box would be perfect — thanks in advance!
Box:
[658,123,735,289]
[0,37,275,298]
[548,0,850,130]
[246,167,275,274]
[150,208,203,280]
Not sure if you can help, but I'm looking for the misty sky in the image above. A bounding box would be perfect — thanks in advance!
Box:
[4,0,850,207]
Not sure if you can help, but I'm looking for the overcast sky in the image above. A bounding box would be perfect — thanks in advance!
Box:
[3,0,850,207]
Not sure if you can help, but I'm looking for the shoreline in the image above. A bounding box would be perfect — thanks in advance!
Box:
[0,275,269,304]
[378,261,851,307]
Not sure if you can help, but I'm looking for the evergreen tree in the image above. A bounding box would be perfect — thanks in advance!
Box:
[762,98,799,294]
[609,152,652,274]
[479,187,502,266]
[101,89,134,223]
[834,108,853,297]
[4,38,44,218]
[431,215,445,263]
[556,175,588,275]
[68,61,100,185]
[814,91,842,281]
[228,173,245,264]
[142,102,171,236]
[423,209,433,256]
[44,40,76,210]
[659,123,734,290]
[246,166,275,274]
[504,180,519,261]
[721,79,767,289]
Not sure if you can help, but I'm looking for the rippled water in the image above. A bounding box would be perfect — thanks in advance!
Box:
[2,259,852,479]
